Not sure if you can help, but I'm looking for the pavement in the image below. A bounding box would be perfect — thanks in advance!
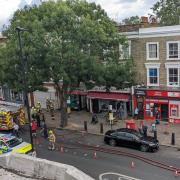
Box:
[43,109,180,148]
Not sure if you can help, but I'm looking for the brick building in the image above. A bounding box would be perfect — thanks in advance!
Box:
[119,19,180,123]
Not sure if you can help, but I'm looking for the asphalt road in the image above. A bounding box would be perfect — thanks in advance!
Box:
[21,128,180,180]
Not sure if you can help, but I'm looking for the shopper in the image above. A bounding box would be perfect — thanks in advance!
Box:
[40,121,48,139]
[142,122,148,137]
[31,120,37,137]
[134,107,139,120]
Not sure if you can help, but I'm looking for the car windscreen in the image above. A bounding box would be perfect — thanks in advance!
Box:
[5,138,22,148]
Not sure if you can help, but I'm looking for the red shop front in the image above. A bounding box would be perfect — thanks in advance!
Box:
[144,90,180,123]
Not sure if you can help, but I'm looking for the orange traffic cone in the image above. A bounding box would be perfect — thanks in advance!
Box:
[93,151,97,159]
[131,161,135,168]
[174,170,179,177]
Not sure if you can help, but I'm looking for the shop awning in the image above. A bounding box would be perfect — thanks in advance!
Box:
[87,91,130,101]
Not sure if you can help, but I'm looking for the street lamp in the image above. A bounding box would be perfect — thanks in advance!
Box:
[16,26,34,151]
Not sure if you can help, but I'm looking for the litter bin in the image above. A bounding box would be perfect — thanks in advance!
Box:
[126,120,135,129]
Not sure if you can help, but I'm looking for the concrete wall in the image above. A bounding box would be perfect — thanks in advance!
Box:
[0,153,94,180]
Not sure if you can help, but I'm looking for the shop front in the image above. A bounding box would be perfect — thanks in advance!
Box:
[87,91,131,119]
[145,90,180,123]
[133,88,146,119]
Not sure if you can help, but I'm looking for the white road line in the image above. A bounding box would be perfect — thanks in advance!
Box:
[99,172,142,180]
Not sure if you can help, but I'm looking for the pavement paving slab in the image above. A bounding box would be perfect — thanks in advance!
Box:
[43,110,180,148]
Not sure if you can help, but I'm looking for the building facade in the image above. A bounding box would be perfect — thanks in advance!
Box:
[119,23,180,123]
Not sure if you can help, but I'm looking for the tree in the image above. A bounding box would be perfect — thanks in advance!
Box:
[152,0,180,25]
[0,0,133,127]
[121,16,141,25]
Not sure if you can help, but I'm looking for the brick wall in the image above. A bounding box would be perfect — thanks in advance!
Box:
[131,35,180,86]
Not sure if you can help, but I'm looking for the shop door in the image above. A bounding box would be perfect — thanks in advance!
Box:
[161,104,168,120]
[92,99,99,113]
[137,102,144,119]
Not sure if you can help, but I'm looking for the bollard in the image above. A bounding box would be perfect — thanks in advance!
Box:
[100,123,103,134]
[154,131,157,140]
[84,121,87,131]
[171,133,175,145]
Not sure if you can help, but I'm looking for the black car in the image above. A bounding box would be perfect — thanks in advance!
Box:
[104,128,159,152]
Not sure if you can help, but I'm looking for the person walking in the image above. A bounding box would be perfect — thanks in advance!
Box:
[40,121,48,139]
[31,120,37,137]
[48,130,56,151]
[142,122,148,137]
[13,122,19,138]
[134,107,139,120]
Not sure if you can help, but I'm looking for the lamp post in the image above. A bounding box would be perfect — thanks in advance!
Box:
[16,26,34,151]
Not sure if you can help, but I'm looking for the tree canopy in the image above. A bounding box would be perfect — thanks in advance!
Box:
[0,0,134,127]
[152,0,180,25]
[121,16,141,25]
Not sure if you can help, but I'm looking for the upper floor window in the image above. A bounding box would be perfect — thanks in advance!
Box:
[0,87,3,99]
[10,90,23,101]
[167,41,180,60]
[146,42,159,60]
[119,41,131,60]
[168,68,179,86]
[145,63,160,87]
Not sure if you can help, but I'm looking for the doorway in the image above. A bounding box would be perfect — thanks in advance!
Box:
[161,104,168,120]
[92,99,99,113]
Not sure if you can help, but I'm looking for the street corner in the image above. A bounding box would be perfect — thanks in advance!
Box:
[99,172,142,180]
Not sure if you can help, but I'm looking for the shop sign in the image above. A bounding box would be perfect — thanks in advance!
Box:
[134,89,146,96]
[147,90,180,98]
[168,92,180,98]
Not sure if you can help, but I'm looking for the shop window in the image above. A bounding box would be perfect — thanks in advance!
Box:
[171,109,177,117]
[10,90,23,101]
[167,41,180,60]
[146,42,159,60]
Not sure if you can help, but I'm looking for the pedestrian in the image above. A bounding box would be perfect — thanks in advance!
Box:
[91,113,98,124]
[151,122,157,133]
[155,110,160,124]
[31,120,37,137]
[13,122,19,138]
[138,121,144,134]
[142,122,148,137]
[40,121,48,139]
[48,130,56,151]
[134,107,139,120]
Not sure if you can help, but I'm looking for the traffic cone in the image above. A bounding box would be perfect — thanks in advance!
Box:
[93,151,97,159]
[131,161,135,168]
[174,170,179,177]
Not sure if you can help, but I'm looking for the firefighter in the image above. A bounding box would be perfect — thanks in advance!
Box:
[46,98,50,112]
[48,130,56,151]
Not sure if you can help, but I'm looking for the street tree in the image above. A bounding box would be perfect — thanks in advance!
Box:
[0,0,134,127]
[152,0,180,25]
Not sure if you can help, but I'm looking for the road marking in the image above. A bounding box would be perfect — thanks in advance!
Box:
[99,172,142,180]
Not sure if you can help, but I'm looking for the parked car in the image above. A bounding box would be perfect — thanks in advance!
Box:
[0,133,32,154]
[104,128,159,152]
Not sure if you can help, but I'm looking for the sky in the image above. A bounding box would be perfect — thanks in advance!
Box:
[0,0,158,30]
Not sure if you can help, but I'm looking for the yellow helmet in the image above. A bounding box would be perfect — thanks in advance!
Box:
[49,130,53,134]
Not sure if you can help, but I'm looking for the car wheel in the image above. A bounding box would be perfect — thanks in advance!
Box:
[109,139,116,147]
[140,145,148,152]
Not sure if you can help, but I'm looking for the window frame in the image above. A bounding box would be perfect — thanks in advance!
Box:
[166,41,180,60]
[145,63,160,87]
[10,90,23,102]
[119,40,131,60]
[146,42,159,60]
[167,68,179,87]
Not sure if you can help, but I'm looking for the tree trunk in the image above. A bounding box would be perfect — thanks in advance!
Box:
[58,87,68,128]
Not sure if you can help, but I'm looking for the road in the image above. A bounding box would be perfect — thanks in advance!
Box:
[22,128,180,180]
